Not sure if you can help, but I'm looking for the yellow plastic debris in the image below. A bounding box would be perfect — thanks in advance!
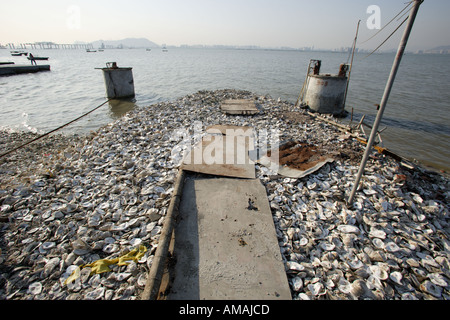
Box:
[64,245,147,286]
[64,265,81,286]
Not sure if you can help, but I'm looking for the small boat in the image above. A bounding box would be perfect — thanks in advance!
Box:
[146,48,152,51]
[11,51,28,56]
[86,49,97,53]
[27,56,49,61]
[98,49,104,52]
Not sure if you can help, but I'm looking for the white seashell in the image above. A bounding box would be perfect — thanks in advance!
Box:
[41,241,56,251]
[23,214,33,222]
[43,257,60,278]
[103,243,119,253]
[146,222,157,233]
[369,229,386,239]
[420,256,440,268]
[128,218,139,227]
[111,222,128,232]
[325,278,335,289]
[287,228,296,240]
[298,293,311,300]
[366,275,384,291]
[84,287,105,300]
[412,193,423,203]
[417,214,426,222]
[428,273,448,287]
[88,214,101,227]
[353,201,363,210]
[80,267,92,284]
[337,225,360,234]
[420,280,442,298]
[299,237,309,246]
[150,226,162,237]
[363,188,377,195]
[384,242,400,253]
[372,238,385,249]
[338,278,352,294]
[307,181,317,190]
[104,237,116,244]
[401,292,419,300]
[350,279,368,298]
[115,272,132,281]
[390,271,403,285]
[62,203,78,214]
[291,277,303,292]
[88,274,102,288]
[137,273,147,288]
[307,282,324,296]
[347,259,364,270]
[406,258,420,268]
[287,261,305,272]
[129,238,142,247]
[320,242,335,251]
[27,282,42,295]
[369,265,388,280]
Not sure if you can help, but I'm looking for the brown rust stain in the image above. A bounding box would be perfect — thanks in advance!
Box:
[267,140,328,171]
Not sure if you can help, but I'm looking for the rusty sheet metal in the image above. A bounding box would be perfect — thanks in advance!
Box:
[181,125,256,179]
[220,99,259,115]
[249,140,334,179]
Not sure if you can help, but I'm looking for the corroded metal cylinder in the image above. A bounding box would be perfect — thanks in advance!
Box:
[303,73,348,115]
[100,62,135,99]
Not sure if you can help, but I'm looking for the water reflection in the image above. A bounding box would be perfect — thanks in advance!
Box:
[107,98,136,119]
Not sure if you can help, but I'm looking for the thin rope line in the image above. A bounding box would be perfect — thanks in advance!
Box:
[0,99,112,159]
[363,16,409,59]
[360,1,413,45]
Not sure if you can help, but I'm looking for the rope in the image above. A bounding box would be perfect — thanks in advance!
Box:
[360,1,413,45]
[0,98,112,159]
[362,16,409,59]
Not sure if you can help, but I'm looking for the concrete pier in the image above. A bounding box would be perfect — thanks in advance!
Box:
[162,124,291,300]
[168,175,292,300]
[0,64,50,76]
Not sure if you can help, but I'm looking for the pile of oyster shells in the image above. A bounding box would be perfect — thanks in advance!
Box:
[0,89,448,300]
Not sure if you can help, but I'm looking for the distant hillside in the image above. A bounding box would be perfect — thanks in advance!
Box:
[92,38,160,49]
[423,45,450,54]
[429,45,450,51]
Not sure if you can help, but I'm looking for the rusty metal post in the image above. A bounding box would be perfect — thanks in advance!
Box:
[347,0,423,205]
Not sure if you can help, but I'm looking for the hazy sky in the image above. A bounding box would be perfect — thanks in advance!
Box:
[1,0,449,50]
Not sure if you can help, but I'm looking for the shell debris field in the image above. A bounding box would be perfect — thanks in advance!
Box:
[0,89,449,300]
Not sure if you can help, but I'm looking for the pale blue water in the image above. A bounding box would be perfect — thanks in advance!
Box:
[0,48,449,171]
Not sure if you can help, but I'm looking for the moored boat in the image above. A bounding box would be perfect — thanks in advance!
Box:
[11,51,28,56]
[27,56,49,61]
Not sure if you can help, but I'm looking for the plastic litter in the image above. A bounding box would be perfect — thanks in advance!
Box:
[64,245,147,286]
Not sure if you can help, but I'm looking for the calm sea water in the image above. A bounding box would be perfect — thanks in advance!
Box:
[0,48,449,172]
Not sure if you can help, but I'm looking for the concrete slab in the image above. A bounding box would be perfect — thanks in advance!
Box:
[169,176,291,300]
[220,99,259,115]
[181,126,256,179]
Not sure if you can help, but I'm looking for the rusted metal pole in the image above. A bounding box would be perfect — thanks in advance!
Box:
[141,169,185,300]
[347,0,423,205]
